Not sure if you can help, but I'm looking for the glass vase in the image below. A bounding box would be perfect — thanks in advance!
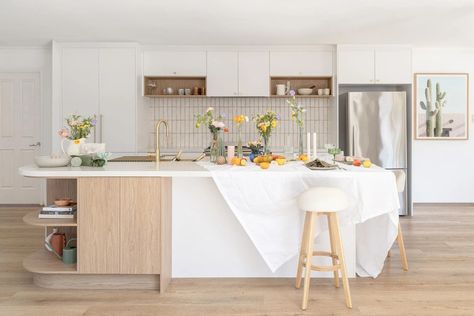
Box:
[298,126,304,156]
[263,136,271,155]
[210,131,225,163]
[210,132,219,163]
[237,127,243,158]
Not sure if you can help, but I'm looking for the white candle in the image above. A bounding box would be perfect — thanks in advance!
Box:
[227,146,235,164]
[313,133,317,158]
[306,132,311,158]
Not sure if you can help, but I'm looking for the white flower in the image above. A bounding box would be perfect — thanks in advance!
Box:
[212,121,225,128]
[206,107,214,113]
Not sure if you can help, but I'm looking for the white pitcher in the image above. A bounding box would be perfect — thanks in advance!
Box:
[62,138,85,156]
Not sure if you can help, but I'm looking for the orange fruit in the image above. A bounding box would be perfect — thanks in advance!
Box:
[260,162,270,169]
[299,154,309,162]
[231,157,241,165]
[240,158,247,166]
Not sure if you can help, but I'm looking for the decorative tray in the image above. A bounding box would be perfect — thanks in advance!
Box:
[305,159,338,170]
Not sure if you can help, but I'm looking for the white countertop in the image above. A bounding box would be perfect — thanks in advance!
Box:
[19,161,212,178]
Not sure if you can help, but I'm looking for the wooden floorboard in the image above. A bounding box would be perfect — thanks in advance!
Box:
[1,205,474,315]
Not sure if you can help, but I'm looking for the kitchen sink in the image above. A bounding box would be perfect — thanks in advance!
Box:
[109,152,205,163]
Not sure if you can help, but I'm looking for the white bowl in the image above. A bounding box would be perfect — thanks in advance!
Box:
[34,155,71,168]
[297,88,313,95]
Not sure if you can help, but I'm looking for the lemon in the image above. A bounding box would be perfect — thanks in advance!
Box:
[260,162,270,169]
[275,158,286,166]
[240,159,247,166]
[363,160,372,168]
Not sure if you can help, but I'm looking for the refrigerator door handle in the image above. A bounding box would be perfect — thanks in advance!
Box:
[351,125,354,156]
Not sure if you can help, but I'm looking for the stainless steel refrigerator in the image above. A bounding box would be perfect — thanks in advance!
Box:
[345,91,409,215]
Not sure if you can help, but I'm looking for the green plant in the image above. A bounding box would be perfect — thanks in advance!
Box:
[420,79,446,137]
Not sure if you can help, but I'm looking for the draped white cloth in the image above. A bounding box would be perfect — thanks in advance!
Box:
[198,160,400,277]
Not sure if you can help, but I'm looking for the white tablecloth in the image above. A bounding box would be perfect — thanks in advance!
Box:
[198,160,400,277]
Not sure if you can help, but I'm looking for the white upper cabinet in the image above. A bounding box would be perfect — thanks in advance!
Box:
[270,50,333,76]
[61,48,100,117]
[207,51,239,96]
[56,44,137,153]
[337,45,412,84]
[143,51,206,76]
[238,51,270,96]
[337,47,375,84]
[99,48,137,152]
[375,47,412,84]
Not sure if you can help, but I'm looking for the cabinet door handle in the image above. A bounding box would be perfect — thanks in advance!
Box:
[99,114,103,143]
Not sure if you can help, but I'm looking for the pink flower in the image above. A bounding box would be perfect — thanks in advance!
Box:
[289,90,296,96]
[212,121,225,129]
[58,128,69,138]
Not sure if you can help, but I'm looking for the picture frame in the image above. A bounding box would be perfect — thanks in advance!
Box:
[414,73,470,140]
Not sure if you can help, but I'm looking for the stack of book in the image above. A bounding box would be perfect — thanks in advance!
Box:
[39,204,77,219]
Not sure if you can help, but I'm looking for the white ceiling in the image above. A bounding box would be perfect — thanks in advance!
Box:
[1,0,473,46]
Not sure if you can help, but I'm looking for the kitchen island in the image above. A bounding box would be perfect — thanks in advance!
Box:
[20,160,400,291]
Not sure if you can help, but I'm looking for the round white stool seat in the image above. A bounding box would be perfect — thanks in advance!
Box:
[298,187,349,212]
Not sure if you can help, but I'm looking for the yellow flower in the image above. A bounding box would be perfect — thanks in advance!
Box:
[73,139,80,144]
[271,120,277,128]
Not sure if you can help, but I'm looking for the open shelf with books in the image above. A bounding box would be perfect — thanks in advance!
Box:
[23,210,77,227]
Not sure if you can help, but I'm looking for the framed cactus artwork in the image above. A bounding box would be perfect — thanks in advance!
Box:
[414,73,469,140]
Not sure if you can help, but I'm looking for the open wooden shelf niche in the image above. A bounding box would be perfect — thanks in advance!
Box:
[270,76,333,97]
[144,76,207,97]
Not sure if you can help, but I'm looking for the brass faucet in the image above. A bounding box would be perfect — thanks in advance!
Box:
[155,120,169,163]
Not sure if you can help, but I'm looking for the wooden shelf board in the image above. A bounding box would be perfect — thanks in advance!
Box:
[23,249,77,274]
[144,95,207,98]
[269,95,333,98]
[23,211,77,227]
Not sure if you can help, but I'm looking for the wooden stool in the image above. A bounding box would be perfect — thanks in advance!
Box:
[295,187,352,310]
[390,170,409,271]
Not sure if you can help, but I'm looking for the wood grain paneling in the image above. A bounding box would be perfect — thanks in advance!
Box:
[46,179,77,205]
[77,178,121,274]
[160,177,172,293]
[120,177,162,274]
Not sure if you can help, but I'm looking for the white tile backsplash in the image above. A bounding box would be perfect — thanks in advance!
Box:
[143,97,334,153]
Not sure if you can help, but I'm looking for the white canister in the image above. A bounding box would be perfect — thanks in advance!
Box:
[324,88,330,95]
[317,89,324,95]
[276,84,286,96]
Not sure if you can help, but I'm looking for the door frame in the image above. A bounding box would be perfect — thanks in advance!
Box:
[0,71,46,205]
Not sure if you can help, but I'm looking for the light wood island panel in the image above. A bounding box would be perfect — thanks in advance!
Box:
[78,178,121,273]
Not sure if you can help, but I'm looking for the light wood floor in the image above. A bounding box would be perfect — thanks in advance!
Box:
[1,205,474,316]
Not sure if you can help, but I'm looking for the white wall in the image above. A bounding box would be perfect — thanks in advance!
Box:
[412,47,474,203]
[0,47,52,154]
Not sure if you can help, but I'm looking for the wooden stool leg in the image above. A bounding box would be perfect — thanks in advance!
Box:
[327,214,340,288]
[331,213,352,309]
[301,212,316,310]
[296,212,311,289]
[397,223,409,271]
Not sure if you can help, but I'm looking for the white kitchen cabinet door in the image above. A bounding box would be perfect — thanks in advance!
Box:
[270,51,333,76]
[337,47,375,84]
[207,51,239,96]
[238,51,269,96]
[143,51,206,76]
[375,47,412,84]
[61,48,99,117]
[99,48,137,152]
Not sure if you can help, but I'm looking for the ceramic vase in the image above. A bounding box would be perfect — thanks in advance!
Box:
[66,138,85,156]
